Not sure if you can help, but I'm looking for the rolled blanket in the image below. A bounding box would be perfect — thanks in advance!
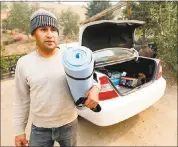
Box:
[61,45,94,109]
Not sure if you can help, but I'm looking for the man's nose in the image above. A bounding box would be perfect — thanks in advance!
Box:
[46,30,53,38]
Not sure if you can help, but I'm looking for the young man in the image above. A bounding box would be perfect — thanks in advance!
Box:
[13,9,100,147]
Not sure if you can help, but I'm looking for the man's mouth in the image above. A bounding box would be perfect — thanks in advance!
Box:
[45,41,55,46]
[45,41,54,43]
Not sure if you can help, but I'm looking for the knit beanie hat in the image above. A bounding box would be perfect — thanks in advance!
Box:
[30,9,59,35]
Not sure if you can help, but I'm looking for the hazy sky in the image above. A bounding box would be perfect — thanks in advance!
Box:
[1,0,119,6]
[60,0,119,5]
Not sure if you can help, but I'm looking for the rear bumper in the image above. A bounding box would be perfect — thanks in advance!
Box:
[77,77,166,126]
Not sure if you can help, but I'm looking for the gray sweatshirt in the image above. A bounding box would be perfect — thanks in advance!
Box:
[13,49,100,136]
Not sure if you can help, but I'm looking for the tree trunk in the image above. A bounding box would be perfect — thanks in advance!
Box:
[142,26,146,44]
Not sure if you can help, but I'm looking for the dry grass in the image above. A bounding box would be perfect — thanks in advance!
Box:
[3,37,76,56]
[3,40,36,56]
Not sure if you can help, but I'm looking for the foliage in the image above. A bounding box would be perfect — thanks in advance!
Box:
[122,1,177,73]
[59,8,80,40]
[5,2,39,35]
[1,55,23,72]
[1,57,11,72]
[2,19,8,31]
[1,2,8,11]
[123,2,158,41]
[1,44,26,72]
[1,44,6,56]
[153,2,177,73]
[1,55,26,72]
[85,0,114,20]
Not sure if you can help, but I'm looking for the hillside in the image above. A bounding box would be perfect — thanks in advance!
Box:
[1,2,87,22]
[39,2,86,21]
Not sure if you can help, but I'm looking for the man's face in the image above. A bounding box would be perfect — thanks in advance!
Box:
[33,26,59,51]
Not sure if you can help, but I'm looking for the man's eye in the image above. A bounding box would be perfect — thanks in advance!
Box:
[41,28,47,31]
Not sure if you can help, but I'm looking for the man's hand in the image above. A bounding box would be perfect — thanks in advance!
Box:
[15,133,28,147]
[84,86,99,109]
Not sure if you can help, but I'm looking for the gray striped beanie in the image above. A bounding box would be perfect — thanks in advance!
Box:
[30,9,59,35]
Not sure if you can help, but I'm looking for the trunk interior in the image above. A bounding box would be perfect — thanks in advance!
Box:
[95,57,157,94]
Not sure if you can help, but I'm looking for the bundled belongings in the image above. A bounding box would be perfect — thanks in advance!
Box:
[120,77,141,88]
[139,42,153,58]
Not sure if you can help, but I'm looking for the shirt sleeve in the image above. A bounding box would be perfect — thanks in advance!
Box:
[13,59,30,136]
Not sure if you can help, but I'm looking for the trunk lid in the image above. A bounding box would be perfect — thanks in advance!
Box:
[80,20,145,51]
[79,20,145,66]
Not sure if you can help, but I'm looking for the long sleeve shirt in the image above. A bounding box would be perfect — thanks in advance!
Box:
[13,49,100,136]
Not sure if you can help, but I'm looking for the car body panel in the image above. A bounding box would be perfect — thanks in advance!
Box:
[77,77,166,126]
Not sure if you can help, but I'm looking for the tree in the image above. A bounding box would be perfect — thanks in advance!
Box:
[1,2,8,12]
[151,2,177,72]
[85,0,114,20]
[6,2,39,35]
[122,1,177,73]
[122,2,158,41]
[59,9,80,40]
[1,2,9,31]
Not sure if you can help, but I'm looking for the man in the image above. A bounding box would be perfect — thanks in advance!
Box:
[13,9,100,147]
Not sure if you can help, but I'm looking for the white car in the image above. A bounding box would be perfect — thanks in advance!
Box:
[60,20,166,126]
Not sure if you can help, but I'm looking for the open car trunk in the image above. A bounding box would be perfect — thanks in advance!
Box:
[95,57,157,95]
[80,20,158,95]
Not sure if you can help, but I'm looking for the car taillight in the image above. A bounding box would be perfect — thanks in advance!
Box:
[156,61,162,80]
[99,76,118,101]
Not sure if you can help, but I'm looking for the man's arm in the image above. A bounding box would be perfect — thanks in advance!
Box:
[13,59,30,136]
[92,79,101,91]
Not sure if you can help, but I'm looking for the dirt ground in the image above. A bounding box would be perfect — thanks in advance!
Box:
[1,78,177,146]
